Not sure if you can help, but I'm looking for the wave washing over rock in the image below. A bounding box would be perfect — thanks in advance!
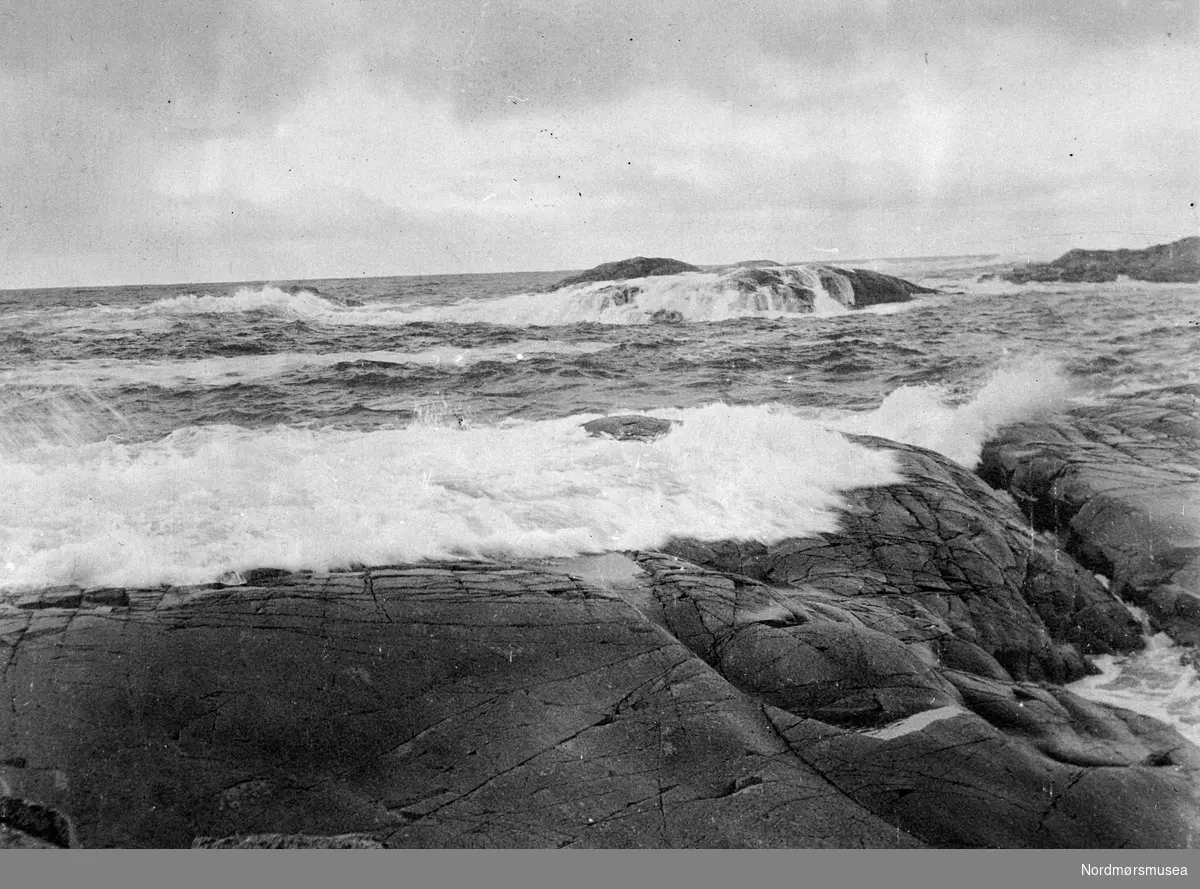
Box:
[1,255,1198,848]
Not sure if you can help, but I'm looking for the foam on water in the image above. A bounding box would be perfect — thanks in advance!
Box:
[0,342,614,390]
[1069,631,1200,746]
[148,286,342,318]
[0,403,902,592]
[411,266,854,326]
[4,266,944,331]
[57,271,864,330]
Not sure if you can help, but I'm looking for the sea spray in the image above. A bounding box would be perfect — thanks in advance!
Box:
[826,355,1076,467]
[0,387,132,453]
[0,403,902,592]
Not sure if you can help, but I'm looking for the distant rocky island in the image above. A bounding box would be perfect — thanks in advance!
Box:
[1001,236,1200,284]
[548,256,940,312]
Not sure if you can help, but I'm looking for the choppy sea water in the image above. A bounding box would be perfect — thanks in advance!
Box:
[1,256,1197,739]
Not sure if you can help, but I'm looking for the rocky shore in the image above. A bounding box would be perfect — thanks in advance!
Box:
[0,400,1195,844]
[999,237,1200,284]
[1,394,1197,848]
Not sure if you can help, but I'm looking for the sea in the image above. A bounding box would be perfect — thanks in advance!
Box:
[0,256,1197,741]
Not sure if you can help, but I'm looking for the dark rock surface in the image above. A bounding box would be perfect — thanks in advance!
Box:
[979,387,1200,646]
[1001,236,1200,284]
[666,435,1145,683]
[2,421,1196,848]
[583,415,674,442]
[823,268,940,307]
[551,257,700,289]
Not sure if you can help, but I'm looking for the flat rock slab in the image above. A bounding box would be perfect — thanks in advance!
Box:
[980,387,1200,645]
[1,554,1197,848]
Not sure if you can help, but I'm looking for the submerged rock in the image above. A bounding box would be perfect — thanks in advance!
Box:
[582,415,674,442]
[1001,236,1200,284]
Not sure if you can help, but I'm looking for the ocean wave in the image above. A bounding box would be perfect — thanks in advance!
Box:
[387,267,860,327]
[0,342,614,391]
[812,354,1077,467]
[0,360,1104,592]
[0,403,902,591]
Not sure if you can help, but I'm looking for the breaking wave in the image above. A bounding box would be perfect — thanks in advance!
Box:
[0,358,1084,593]
[0,402,902,591]
[825,354,1076,467]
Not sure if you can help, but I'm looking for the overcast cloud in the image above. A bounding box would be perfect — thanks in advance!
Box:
[2,1,1196,287]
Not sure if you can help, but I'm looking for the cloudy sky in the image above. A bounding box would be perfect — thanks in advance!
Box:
[2,1,1197,287]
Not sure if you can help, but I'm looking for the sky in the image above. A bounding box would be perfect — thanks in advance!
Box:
[2,0,1197,287]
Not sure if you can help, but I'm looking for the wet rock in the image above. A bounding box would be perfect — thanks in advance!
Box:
[729,268,817,312]
[979,388,1200,645]
[666,435,1144,682]
[0,797,74,848]
[828,268,940,306]
[583,415,674,442]
[1002,236,1200,284]
[550,257,939,311]
[606,284,641,306]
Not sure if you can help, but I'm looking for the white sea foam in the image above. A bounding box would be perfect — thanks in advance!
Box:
[9,267,941,331]
[148,286,341,317]
[1069,632,1200,746]
[0,403,902,592]
[826,355,1075,467]
[411,267,854,326]
[0,342,613,390]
